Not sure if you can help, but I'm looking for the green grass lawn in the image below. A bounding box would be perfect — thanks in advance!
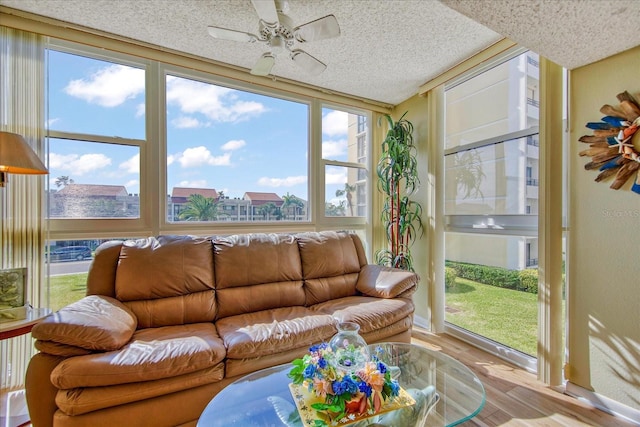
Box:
[49,273,88,312]
[446,277,538,356]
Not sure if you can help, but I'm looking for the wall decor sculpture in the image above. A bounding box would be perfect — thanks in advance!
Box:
[579,90,640,195]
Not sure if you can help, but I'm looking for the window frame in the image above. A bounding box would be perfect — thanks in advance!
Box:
[442,48,541,372]
[45,39,373,241]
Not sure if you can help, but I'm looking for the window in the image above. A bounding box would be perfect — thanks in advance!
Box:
[165,73,309,223]
[322,107,369,218]
[46,48,145,219]
[444,51,540,364]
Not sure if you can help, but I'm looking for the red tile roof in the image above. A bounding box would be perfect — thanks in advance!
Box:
[243,192,283,206]
[56,184,128,197]
[171,187,218,199]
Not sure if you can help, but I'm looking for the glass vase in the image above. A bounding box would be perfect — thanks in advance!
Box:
[328,321,370,372]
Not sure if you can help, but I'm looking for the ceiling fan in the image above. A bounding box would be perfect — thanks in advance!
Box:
[207,0,340,76]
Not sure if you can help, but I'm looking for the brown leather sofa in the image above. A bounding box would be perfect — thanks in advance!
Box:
[25,231,418,427]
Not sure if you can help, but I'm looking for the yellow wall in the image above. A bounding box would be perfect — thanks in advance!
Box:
[568,45,640,410]
[387,97,432,323]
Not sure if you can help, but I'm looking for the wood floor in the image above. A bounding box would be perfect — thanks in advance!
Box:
[410,328,637,427]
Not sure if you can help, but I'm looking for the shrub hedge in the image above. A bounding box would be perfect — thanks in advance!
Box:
[444,266,457,289]
[445,261,538,294]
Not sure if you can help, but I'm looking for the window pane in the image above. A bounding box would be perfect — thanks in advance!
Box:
[444,136,539,216]
[325,165,367,217]
[46,238,124,311]
[444,50,540,363]
[166,75,309,222]
[445,232,538,356]
[445,52,539,151]
[47,50,145,139]
[48,138,140,218]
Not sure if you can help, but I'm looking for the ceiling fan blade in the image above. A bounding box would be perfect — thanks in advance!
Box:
[250,53,276,76]
[207,26,256,43]
[294,15,340,42]
[251,0,279,25]
[290,50,326,75]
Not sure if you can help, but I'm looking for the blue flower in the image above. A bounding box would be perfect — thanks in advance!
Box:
[389,380,400,396]
[318,357,327,369]
[377,361,387,374]
[358,381,372,397]
[332,380,347,395]
[343,375,359,394]
[303,364,317,379]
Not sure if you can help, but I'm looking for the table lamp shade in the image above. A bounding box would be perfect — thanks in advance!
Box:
[0,131,48,187]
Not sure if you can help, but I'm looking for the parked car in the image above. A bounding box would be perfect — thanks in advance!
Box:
[46,246,92,262]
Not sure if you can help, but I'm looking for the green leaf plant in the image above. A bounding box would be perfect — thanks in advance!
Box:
[375,112,423,272]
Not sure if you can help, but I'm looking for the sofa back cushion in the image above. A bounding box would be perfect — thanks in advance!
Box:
[297,231,362,305]
[115,235,216,328]
[213,233,305,319]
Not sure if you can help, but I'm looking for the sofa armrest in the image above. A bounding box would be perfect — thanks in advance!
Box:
[356,264,419,299]
[32,295,137,352]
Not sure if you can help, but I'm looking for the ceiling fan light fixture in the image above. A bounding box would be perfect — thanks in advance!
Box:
[269,35,285,54]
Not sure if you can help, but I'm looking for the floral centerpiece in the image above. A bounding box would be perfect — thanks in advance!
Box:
[288,342,402,426]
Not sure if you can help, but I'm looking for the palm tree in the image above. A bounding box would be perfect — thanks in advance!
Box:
[55,176,74,188]
[257,202,279,220]
[178,194,219,221]
[335,183,356,216]
[281,192,304,220]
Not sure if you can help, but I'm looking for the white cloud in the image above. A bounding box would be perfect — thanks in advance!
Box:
[325,167,347,185]
[322,138,347,158]
[136,103,145,118]
[47,118,60,127]
[125,179,139,191]
[322,110,348,137]
[49,152,112,176]
[119,153,139,174]
[178,146,231,167]
[221,139,246,151]
[166,76,267,123]
[167,154,176,166]
[65,64,145,107]
[178,180,208,188]
[172,116,204,129]
[257,176,307,187]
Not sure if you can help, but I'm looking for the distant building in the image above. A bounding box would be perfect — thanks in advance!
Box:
[243,192,283,220]
[168,187,219,221]
[50,184,138,218]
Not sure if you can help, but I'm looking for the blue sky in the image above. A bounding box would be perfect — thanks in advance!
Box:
[46,49,354,203]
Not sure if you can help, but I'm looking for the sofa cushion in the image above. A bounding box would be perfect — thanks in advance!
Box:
[356,264,419,298]
[125,291,216,328]
[50,323,225,389]
[213,233,305,318]
[34,340,91,357]
[297,231,361,305]
[216,281,305,319]
[115,235,215,301]
[216,306,337,359]
[310,295,415,334]
[55,363,225,416]
[32,295,136,351]
[297,231,361,279]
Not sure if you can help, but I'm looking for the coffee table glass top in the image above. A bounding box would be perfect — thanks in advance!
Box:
[198,342,485,427]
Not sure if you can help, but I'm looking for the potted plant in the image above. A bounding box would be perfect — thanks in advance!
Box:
[375,112,423,272]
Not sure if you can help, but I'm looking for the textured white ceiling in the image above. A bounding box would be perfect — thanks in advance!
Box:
[1,0,639,105]
[441,0,640,71]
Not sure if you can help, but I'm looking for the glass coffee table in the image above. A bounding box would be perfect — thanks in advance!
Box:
[198,342,485,427]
